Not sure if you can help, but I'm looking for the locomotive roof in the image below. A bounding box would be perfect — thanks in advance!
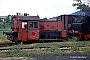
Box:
[17,16,40,20]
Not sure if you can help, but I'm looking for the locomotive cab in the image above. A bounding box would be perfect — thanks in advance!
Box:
[3,13,40,43]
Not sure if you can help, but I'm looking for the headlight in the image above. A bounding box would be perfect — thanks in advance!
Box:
[6,35,10,39]
[6,36,8,38]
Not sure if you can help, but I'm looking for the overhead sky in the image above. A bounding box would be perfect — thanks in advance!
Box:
[0,0,77,18]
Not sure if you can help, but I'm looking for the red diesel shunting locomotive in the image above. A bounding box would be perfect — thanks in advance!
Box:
[3,13,67,43]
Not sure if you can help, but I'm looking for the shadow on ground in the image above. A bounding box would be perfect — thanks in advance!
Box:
[0,52,90,60]
[34,52,90,60]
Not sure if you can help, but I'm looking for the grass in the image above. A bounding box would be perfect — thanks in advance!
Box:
[0,49,66,57]
[0,22,11,29]
[9,41,90,49]
[0,41,90,57]
[82,48,90,54]
[0,23,11,43]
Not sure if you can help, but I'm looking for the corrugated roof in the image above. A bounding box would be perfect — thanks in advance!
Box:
[18,16,40,20]
[71,11,85,16]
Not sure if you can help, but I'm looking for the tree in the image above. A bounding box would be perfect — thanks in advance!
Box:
[5,15,12,23]
[40,17,48,20]
[72,0,90,11]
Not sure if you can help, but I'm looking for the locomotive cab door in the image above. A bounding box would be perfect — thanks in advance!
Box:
[28,21,39,40]
[21,21,28,41]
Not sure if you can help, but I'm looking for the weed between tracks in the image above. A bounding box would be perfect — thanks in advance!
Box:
[0,49,66,57]
[0,41,90,57]
[0,28,11,44]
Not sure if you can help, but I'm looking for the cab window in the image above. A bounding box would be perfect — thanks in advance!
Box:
[22,22,27,28]
[29,21,38,29]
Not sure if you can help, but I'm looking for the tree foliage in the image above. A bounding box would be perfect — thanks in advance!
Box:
[5,15,12,23]
[72,0,90,11]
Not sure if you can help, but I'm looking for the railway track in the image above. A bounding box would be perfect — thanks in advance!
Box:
[0,43,15,47]
[0,46,71,52]
[0,45,88,52]
[0,43,87,52]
